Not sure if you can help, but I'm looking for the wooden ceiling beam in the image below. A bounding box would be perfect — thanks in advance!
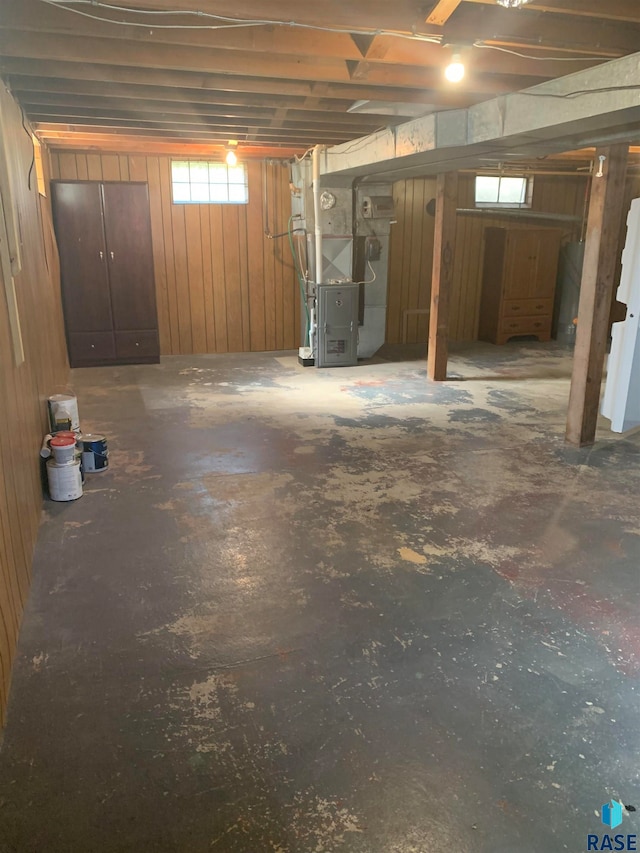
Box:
[2,18,608,78]
[47,137,306,156]
[461,0,640,25]
[17,93,389,129]
[23,104,386,135]
[0,57,525,104]
[34,121,355,144]
[29,0,433,33]
[443,6,640,57]
[0,27,587,83]
[2,1,376,63]
[6,0,637,62]
[426,0,464,26]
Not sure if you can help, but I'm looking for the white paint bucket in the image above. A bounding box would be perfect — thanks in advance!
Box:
[49,435,76,464]
[46,459,83,502]
[48,393,80,433]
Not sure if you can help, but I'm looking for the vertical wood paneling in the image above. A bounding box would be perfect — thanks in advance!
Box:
[100,154,120,181]
[246,160,266,352]
[50,151,300,355]
[184,205,206,353]
[170,203,193,354]
[75,154,89,180]
[210,204,228,353]
[86,154,103,181]
[387,173,588,343]
[199,204,216,353]
[0,87,69,723]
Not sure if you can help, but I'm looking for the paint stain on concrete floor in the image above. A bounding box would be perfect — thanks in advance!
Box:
[0,342,639,852]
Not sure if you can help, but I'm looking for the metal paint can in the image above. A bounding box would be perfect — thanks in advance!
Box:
[81,434,109,473]
[49,435,76,465]
[48,393,80,433]
[46,459,83,501]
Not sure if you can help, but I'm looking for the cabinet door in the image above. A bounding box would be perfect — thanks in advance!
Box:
[503,229,561,300]
[101,183,158,333]
[529,230,562,298]
[51,182,112,333]
[503,230,541,299]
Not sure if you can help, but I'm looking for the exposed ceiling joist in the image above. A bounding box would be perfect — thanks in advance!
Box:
[462,0,640,24]
[3,0,640,153]
[49,138,305,157]
[426,0,464,26]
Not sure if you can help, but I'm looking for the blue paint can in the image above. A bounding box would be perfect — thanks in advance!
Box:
[81,434,109,473]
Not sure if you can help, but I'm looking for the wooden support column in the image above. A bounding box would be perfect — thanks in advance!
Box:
[427,171,458,381]
[565,144,628,446]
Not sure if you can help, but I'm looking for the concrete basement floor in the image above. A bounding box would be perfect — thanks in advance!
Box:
[0,341,639,853]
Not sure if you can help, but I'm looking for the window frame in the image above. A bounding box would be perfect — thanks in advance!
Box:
[170,159,249,205]
[474,174,534,210]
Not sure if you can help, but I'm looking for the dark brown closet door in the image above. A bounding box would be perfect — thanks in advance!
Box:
[51,182,112,333]
[101,183,158,333]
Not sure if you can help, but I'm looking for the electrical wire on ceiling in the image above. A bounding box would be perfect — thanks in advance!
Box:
[37,0,442,42]
[513,85,640,99]
[38,0,618,64]
[473,43,613,62]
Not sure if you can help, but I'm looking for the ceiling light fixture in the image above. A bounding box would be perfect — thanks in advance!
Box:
[444,52,465,83]
[496,0,532,8]
[225,140,239,167]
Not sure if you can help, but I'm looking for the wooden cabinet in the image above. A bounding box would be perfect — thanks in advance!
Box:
[51,181,159,367]
[478,227,562,345]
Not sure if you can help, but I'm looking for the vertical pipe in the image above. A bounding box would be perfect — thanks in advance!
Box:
[312,145,323,285]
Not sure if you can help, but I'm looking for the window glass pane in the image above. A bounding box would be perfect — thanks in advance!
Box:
[172,161,190,183]
[209,163,228,184]
[475,176,499,204]
[190,182,210,202]
[228,166,246,184]
[189,162,209,184]
[498,177,527,204]
[228,184,248,203]
[172,183,191,203]
[172,160,248,204]
[209,183,229,202]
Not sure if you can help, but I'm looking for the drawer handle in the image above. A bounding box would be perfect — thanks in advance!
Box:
[135,342,140,347]
[91,344,95,349]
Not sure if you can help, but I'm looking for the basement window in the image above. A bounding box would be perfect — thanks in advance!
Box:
[171,160,248,204]
[475,175,532,209]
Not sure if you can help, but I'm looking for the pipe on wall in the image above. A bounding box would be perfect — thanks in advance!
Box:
[312,145,323,286]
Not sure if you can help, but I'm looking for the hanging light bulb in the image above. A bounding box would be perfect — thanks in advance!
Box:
[496,0,531,7]
[225,140,239,167]
[444,53,465,83]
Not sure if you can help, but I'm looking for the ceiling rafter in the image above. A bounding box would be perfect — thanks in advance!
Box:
[426,0,464,27]
[1,0,638,153]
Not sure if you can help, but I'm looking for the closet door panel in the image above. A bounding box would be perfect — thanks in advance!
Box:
[114,330,159,359]
[51,182,112,333]
[101,183,158,332]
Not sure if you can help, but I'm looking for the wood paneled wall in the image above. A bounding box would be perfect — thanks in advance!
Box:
[387,173,588,343]
[0,85,69,723]
[49,152,301,355]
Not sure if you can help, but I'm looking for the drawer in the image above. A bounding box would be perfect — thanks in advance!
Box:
[500,315,551,336]
[503,298,553,318]
[67,331,116,365]
[115,330,159,360]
